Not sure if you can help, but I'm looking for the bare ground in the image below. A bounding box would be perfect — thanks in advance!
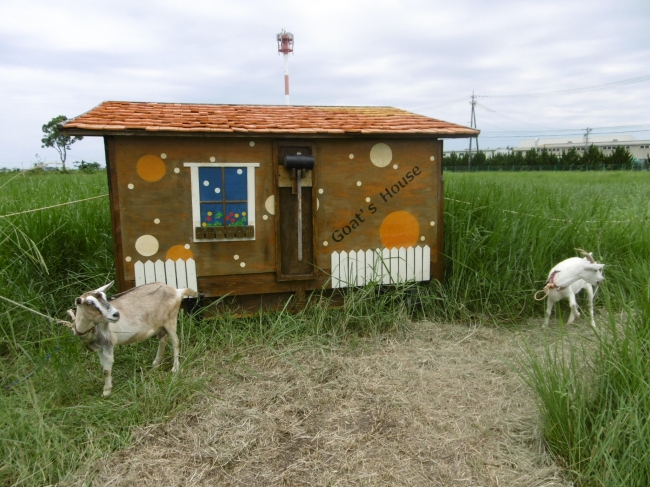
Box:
[70,321,575,486]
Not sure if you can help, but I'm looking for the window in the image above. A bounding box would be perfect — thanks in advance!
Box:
[185,162,259,242]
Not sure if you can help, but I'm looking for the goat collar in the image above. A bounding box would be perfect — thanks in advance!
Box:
[74,322,97,336]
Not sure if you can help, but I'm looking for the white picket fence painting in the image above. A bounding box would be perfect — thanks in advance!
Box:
[134,258,198,293]
[330,246,431,289]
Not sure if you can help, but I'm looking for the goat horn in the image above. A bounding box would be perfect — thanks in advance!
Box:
[575,248,596,263]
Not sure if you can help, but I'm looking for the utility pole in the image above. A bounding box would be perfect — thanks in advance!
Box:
[468,91,478,170]
[584,127,592,150]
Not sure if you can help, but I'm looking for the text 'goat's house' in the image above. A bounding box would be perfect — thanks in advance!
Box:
[62,102,478,310]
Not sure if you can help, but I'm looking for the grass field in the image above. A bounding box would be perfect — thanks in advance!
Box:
[1,169,649,486]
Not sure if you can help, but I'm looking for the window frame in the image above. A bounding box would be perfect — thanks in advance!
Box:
[184,162,260,243]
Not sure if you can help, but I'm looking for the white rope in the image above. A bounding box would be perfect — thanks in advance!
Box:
[0,294,72,326]
[0,194,108,219]
[445,197,633,224]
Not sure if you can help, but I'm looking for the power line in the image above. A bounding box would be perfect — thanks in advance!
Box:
[478,74,650,99]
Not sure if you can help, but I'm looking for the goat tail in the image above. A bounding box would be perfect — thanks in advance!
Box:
[177,288,200,299]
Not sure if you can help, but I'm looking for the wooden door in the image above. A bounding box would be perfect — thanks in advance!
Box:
[276,144,316,280]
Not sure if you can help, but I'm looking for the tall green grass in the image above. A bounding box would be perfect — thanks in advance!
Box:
[1,169,649,485]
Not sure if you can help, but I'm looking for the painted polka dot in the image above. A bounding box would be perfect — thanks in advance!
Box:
[240,262,246,268]
[323,241,329,247]
[166,245,193,261]
[234,254,240,260]
[318,188,324,194]
[370,143,392,167]
[210,157,216,162]
[421,236,426,241]
[128,183,134,189]
[393,164,399,169]
[356,181,362,186]
[365,197,371,202]
[203,180,210,186]
[316,198,320,210]
[214,187,221,194]
[160,153,167,159]
[135,235,159,257]
[263,214,269,220]
[136,155,166,182]
[184,244,190,249]
[430,156,435,161]
[349,154,354,159]
[430,221,436,226]
[265,195,275,215]
[237,169,243,175]
[125,256,132,262]
[174,167,180,173]
[249,141,255,147]
[154,218,160,224]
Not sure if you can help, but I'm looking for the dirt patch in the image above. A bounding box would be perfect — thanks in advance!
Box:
[71,322,573,486]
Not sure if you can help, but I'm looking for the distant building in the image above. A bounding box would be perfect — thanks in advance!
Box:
[513,135,650,161]
[442,147,511,158]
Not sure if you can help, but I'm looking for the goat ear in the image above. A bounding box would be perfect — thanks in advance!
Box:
[94,281,114,294]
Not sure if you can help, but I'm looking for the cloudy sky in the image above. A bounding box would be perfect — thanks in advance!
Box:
[1,0,648,168]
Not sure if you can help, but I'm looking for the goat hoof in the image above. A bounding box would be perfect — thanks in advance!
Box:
[102,390,112,397]
[172,364,179,373]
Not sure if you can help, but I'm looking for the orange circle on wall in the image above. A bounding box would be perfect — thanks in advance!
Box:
[136,155,166,182]
[166,245,194,261]
[380,211,420,249]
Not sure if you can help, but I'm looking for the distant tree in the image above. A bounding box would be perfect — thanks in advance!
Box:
[74,160,102,173]
[606,147,634,169]
[41,116,82,170]
[581,145,604,167]
[561,148,581,167]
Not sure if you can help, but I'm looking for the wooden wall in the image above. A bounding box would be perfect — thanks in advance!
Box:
[105,135,443,297]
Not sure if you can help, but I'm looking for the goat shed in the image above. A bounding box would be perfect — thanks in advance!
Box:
[62,102,478,310]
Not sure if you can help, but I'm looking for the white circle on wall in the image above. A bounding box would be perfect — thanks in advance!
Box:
[237,169,243,175]
[184,244,190,249]
[421,236,425,241]
[356,181,362,186]
[174,167,180,174]
[249,141,255,147]
[318,188,324,194]
[215,187,221,194]
[317,198,320,210]
[240,262,246,268]
[160,153,167,159]
[349,154,354,159]
[430,221,436,226]
[234,254,239,260]
[430,156,435,161]
[323,241,328,247]
[263,214,269,220]
[154,218,160,224]
[370,143,392,167]
[128,183,134,190]
[365,197,371,203]
[125,256,132,262]
[203,180,209,186]
[264,195,275,215]
[210,157,215,162]
[135,235,159,257]
[393,164,399,169]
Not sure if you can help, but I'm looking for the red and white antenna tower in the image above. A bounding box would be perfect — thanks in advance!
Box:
[277,29,294,105]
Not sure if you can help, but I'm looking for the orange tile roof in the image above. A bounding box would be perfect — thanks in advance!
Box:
[62,101,479,137]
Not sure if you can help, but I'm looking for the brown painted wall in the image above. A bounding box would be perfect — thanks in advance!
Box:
[107,136,442,297]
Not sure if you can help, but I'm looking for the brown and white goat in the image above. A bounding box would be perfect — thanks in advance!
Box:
[67,282,198,396]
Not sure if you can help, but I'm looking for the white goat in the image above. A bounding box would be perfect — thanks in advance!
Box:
[66,281,198,396]
[542,249,605,328]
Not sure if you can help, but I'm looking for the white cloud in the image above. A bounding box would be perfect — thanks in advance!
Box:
[0,0,649,165]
